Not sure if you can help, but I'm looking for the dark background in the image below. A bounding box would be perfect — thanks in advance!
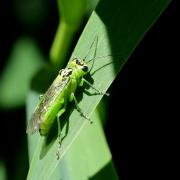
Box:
[0,0,177,180]
[106,1,177,180]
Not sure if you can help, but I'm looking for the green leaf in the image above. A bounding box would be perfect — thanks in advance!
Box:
[27,0,171,179]
[0,162,7,180]
[52,109,118,180]
[0,37,44,108]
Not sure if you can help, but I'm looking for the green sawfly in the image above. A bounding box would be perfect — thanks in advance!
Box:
[26,36,109,159]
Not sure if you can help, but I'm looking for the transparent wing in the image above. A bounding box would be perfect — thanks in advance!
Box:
[26,75,70,135]
[26,112,40,134]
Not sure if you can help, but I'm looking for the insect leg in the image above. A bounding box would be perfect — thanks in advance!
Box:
[72,93,92,123]
[79,79,84,87]
[82,78,110,96]
[56,108,66,160]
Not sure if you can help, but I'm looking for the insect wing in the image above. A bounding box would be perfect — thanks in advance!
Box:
[26,74,70,135]
[26,97,44,135]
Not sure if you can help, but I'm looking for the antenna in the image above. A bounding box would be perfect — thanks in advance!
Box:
[86,54,113,64]
[83,35,98,61]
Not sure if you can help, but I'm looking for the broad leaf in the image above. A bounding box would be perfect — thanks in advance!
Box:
[26,0,171,179]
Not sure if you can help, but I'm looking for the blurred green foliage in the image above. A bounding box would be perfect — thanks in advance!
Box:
[14,0,48,29]
[0,37,44,108]
[0,162,6,180]
[50,0,99,68]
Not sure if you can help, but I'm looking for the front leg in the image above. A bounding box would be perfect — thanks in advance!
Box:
[82,78,109,96]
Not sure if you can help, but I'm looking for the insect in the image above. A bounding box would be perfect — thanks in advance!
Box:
[26,37,109,159]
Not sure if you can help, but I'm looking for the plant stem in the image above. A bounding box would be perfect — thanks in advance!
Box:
[50,21,76,68]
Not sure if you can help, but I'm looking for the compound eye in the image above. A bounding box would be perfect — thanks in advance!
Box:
[76,59,81,65]
[82,65,88,72]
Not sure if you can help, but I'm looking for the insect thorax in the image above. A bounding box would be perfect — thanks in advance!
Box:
[68,58,89,76]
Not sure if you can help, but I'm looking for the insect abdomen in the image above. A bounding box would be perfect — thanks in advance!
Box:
[39,95,65,136]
